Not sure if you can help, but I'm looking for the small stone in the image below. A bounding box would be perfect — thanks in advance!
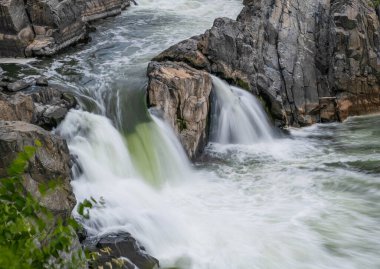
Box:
[36,76,49,86]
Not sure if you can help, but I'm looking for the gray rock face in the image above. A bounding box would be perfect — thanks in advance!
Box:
[229,0,380,125]
[0,0,132,57]
[147,0,380,157]
[200,0,380,126]
[0,121,76,218]
[147,61,212,159]
[81,0,131,22]
[31,87,77,129]
[0,92,35,122]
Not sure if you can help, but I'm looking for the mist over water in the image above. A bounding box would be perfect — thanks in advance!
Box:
[7,0,380,268]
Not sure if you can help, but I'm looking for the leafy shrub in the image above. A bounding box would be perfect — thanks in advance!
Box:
[0,142,86,269]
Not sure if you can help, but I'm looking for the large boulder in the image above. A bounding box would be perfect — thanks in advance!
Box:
[87,232,159,269]
[0,121,76,218]
[147,61,212,159]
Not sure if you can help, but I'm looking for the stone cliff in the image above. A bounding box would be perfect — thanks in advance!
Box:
[0,0,132,57]
[147,0,380,158]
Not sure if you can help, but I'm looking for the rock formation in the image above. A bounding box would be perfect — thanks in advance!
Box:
[85,232,159,269]
[0,0,132,57]
[0,121,76,218]
[0,76,77,128]
[147,61,212,159]
[147,0,380,157]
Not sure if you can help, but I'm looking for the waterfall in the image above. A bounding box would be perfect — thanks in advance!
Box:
[211,76,275,144]
[126,114,191,186]
[57,110,191,188]
[57,110,137,180]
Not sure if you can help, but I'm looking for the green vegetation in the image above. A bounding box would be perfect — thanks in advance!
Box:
[176,117,187,131]
[235,78,250,91]
[0,142,86,269]
[372,0,380,7]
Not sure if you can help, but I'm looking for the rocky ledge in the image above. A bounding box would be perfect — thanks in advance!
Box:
[0,75,78,216]
[147,0,380,159]
[148,61,212,159]
[0,0,133,57]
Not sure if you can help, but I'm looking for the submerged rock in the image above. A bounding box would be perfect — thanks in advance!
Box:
[147,61,212,159]
[0,121,76,218]
[86,232,159,269]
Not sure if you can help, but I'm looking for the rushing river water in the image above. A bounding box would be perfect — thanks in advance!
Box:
[2,0,380,268]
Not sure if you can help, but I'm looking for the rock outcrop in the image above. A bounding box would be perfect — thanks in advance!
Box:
[147,61,212,159]
[0,121,75,218]
[0,0,132,57]
[0,77,77,129]
[198,0,380,126]
[0,73,77,217]
[147,0,380,156]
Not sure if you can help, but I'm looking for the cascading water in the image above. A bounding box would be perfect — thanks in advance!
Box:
[6,0,380,268]
[211,76,275,144]
[58,109,380,269]
[125,114,191,185]
[58,110,191,187]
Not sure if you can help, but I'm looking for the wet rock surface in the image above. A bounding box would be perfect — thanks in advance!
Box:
[86,232,159,269]
[147,61,212,159]
[0,0,133,57]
